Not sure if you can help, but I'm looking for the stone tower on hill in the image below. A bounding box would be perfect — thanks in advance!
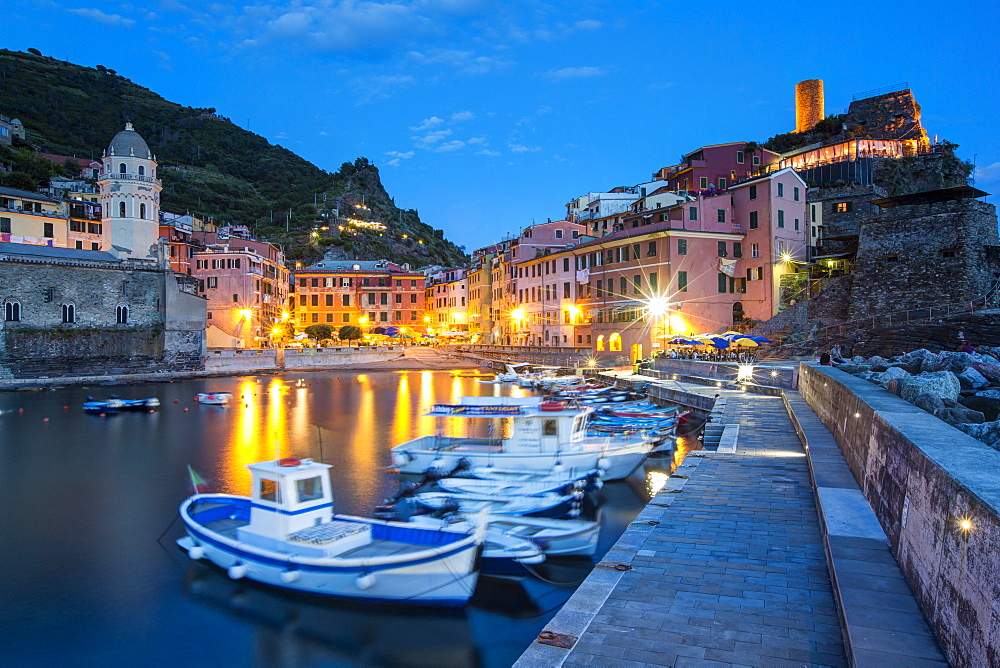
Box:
[795,79,824,133]
[98,123,162,261]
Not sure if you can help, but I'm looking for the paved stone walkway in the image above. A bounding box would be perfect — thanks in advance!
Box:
[523,391,847,667]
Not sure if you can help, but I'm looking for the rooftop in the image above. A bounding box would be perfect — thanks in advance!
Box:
[0,241,118,263]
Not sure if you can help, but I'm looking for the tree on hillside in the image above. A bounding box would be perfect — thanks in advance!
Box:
[304,324,332,341]
[338,325,363,345]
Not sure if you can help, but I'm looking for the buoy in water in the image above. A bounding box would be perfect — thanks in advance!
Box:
[183,407,189,412]
[42,417,49,422]
[63,406,69,411]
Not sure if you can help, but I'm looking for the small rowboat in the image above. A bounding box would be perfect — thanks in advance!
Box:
[412,490,582,519]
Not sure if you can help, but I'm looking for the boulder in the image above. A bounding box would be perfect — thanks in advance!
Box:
[868,356,888,369]
[957,366,991,390]
[879,366,910,388]
[934,406,986,426]
[851,355,867,364]
[919,353,943,373]
[970,363,1000,382]
[913,392,945,415]
[960,394,1000,420]
[935,352,976,373]
[976,389,1000,399]
[836,363,869,376]
[955,421,1000,450]
[899,371,961,404]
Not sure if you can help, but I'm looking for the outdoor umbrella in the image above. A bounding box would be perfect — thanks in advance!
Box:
[693,335,730,349]
[373,327,386,334]
[383,326,400,336]
[663,336,703,345]
[728,337,761,347]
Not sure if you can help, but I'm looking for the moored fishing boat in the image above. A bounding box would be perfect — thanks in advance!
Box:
[196,391,232,405]
[177,458,483,606]
[412,514,600,557]
[390,397,656,481]
[410,489,583,518]
[437,477,587,497]
[407,515,545,574]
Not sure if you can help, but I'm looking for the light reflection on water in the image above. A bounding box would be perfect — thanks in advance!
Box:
[0,370,661,667]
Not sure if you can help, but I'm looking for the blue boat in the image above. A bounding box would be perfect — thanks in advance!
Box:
[177,458,483,606]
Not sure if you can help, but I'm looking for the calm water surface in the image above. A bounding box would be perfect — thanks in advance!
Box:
[0,370,683,667]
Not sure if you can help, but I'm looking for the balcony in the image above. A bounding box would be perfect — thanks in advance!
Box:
[98,172,161,185]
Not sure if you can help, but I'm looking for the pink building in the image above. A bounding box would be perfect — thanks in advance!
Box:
[191,229,289,348]
[730,168,809,323]
[656,142,780,193]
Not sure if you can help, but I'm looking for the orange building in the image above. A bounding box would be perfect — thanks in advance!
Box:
[292,260,426,333]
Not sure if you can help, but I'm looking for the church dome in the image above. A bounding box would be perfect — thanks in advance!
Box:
[107,122,152,158]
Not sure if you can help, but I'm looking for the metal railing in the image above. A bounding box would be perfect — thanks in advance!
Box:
[852,82,908,101]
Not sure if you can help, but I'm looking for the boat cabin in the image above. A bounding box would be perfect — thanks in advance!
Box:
[426,397,590,453]
[239,458,334,541]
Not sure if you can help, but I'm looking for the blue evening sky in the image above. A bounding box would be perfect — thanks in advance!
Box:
[6,0,1000,252]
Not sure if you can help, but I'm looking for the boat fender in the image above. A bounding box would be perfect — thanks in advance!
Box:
[188,545,205,560]
[567,508,581,518]
[552,463,564,476]
[428,458,447,472]
[597,457,610,470]
[593,479,604,490]
[355,573,377,590]
[280,569,300,584]
[227,563,248,580]
[391,451,412,467]
[572,490,585,499]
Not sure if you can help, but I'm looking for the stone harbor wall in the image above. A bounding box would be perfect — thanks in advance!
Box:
[848,198,1000,320]
[0,258,206,379]
[800,362,1000,666]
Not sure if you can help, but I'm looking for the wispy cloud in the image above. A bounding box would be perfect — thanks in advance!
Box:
[508,144,541,153]
[975,162,1000,185]
[410,116,445,131]
[408,49,510,74]
[450,110,475,122]
[546,66,605,80]
[349,74,414,104]
[414,129,453,147]
[573,19,602,30]
[475,149,500,156]
[385,149,415,166]
[435,140,465,152]
[68,7,135,26]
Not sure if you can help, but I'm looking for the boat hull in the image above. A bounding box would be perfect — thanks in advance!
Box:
[392,446,649,482]
[179,498,479,606]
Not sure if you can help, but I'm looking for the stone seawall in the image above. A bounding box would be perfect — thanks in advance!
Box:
[651,358,798,390]
[203,347,402,373]
[799,362,1000,667]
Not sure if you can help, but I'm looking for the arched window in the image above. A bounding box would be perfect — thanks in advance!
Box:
[116,304,129,324]
[138,165,145,176]
[119,163,126,174]
[140,203,146,219]
[61,303,76,324]
[609,333,622,351]
[4,300,21,322]
[596,335,605,351]
[119,201,126,218]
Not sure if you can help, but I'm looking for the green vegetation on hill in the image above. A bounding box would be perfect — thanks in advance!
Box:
[0,49,468,267]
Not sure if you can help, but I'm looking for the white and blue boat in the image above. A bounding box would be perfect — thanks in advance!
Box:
[410,489,582,519]
[177,458,483,606]
[391,397,656,481]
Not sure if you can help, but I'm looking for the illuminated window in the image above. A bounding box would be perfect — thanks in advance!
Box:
[259,478,280,502]
[596,335,605,351]
[609,333,622,351]
[835,202,852,213]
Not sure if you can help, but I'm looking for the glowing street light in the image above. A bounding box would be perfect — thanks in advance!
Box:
[511,308,525,321]
[239,309,253,320]
[359,316,368,325]
[645,297,669,317]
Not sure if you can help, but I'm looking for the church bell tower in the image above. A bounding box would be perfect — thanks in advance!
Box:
[98,122,162,261]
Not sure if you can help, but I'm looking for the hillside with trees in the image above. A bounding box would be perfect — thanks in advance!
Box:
[0,49,468,268]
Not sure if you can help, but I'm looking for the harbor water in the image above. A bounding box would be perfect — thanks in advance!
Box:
[0,370,685,667]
